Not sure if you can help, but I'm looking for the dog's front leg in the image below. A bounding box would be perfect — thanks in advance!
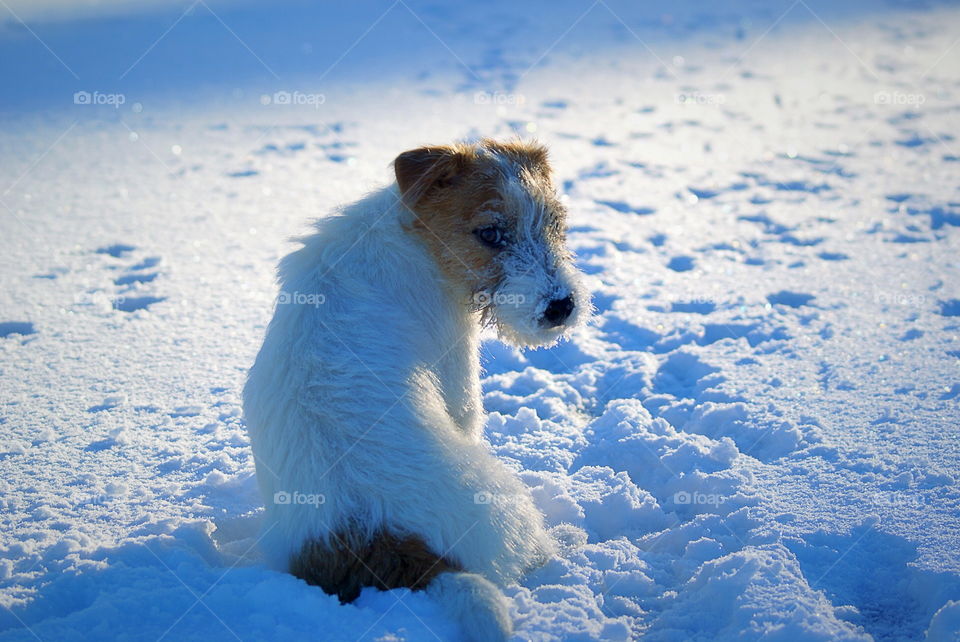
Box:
[453,378,484,440]
[434,330,485,441]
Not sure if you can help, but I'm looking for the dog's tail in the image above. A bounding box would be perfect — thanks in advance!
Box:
[426,571,512,642]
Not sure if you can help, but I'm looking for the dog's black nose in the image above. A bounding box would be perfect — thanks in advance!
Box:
[542,296,574,327]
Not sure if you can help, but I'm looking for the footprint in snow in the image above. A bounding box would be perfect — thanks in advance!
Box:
[895,132,938,147]
[817,252,848,261]
[113,296,166,312]
[767,291,815,308]
[114,272,158,286]
[938,300,960,317]
[687,187,720,200]
[0,321,36,338]
[648,233,667,247]
[596,199,656,216]
[886,193,912,204]
[591,137,616,147]
[75,245,166,313]
[130,256,161,270]
[779,234,824,247]
[96,243,136,258]
[667,256,696,272]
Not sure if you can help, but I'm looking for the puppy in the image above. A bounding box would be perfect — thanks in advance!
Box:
[243,139,589,640]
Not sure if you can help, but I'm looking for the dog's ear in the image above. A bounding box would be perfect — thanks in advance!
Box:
[481,138,551,178]
[394,145,468,208]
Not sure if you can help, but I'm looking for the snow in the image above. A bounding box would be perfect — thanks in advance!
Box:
[1,0,959,640]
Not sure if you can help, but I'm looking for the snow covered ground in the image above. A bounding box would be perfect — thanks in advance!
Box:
[1,0,959,639]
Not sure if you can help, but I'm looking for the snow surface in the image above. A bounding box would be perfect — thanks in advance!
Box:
[1,0,959,640]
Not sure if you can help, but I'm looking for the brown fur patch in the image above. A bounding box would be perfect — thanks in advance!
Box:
[393,139,563,300]
[290,530,463,603]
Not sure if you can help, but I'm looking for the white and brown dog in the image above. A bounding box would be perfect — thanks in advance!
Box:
[243,139,589,640]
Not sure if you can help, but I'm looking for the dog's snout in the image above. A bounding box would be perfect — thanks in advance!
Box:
[542,296,574,327]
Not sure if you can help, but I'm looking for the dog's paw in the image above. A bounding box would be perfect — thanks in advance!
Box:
[427,572,512,642]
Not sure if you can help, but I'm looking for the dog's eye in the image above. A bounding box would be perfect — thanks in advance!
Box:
[474,226,506,249]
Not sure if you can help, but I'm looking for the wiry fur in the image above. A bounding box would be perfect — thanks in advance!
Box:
[243,139,588,641]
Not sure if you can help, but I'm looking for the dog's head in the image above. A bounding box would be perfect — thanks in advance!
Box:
[395,139,589,348]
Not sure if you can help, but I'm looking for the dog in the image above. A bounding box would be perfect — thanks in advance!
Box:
[243,139,589,640]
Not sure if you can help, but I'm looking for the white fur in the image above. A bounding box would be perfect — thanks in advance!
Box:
[426,573,512,642]
[243,181,581,636]
[483,165,591,348]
